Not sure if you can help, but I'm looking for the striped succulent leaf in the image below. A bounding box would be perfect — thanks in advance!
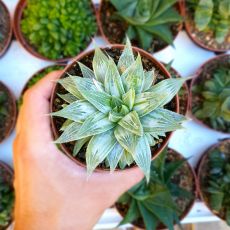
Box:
[51,38,187,181]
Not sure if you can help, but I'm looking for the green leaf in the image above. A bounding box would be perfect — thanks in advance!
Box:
[121,54,145,94]
[57,93,78,104]
[122,88,135,110]
[78,62,95,79]
[76,112,115,140]
[93,48,109,83]
[118,199,140,226]
[54,122,82,143]
[51,100,97,122]
[57,76,84,99]
[132,135,151,182]
[221,97,230,121]
[119,111,143,136]
[194,0,213,30]
[142,70,156,92]
[73,137,91,157]
[137,201,158,230]
[152,148,167,180]
[136,27,153,50]
[114,125,139,154]
[210,192,224,212]
[226,208,230,226]
[111,0,138,14]
[117,37,135,74]
[74,77,112,113]
[141,108,186,133]
[86,129,117,175]
[153,0,178,18]
[104,58,125,98]
[107,142,124,171]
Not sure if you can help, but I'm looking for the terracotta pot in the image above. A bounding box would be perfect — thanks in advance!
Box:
[197,139,230,222]
[13,0,97,62]
[0,82,17,143]
[0,161,14,230]
[181,0,230,53]
[189,54,230,134]
[0,0,12,57]
[96,0,183,53]
[115,148,198,229]
[50,44,179,172]
[161,62,190,115]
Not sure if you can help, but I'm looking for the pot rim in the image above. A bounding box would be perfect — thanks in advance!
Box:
[0,0,13,57]
[13,0,98,63]
[115,148,198,229]
[181,0,229,53]
[50,44,180,172]
[96,0,183,53]
[0,81,17,143]
[189,54,230,134]
[197,138,230,222]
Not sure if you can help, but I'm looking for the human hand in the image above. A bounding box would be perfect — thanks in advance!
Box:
[13,71,143,230]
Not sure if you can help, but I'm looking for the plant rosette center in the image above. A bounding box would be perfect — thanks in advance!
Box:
[51,38,188,181]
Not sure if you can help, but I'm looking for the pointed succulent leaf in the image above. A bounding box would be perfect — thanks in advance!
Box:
[54,122,82,143]
[114,125,139,154]
[58,93,78,104]
[86,129,117,175]
[117,37,135,74]
[77,112,115,140]
[132,135,151,182]
[51,100,97,122]
[145,133,156,146]
[221,97,230,121]
[108,110,124,123]
[78,62,95,79]
[194,0,213,30]
[152,0,177,18]
[60,119,73,131]
[74,77,111,113]
[107,142,124,171]
[118,111,143,136]
[141,108,186,133]
[104,58,125,98]
[143,70,156,92]
[122,88,135,110]
[57,76,84,99]
[121,54,144,94]
[93,48,109,83]
[73,137,91,157]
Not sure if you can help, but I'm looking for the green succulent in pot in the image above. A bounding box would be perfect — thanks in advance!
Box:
[116,148,195,230]
[51,39,188,181]
[20,0,97,60]
[192,66,230,132]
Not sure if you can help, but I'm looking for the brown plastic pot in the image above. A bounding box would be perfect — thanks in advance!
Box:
[0,161,14,230]
[0,82,17,143]
[115,148,198,229]
[181,0,230,53]
[0,0,12,57]
[197,139,230,222]
[189,54,230,134]
[50,44,179,172]
[96,0,183,53]
[13,0,97,62]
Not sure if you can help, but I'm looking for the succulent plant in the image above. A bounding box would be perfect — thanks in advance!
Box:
[117,148,193,230]
[21,0,97,59]
[192,66,230,132]
[0,91,7,123]
[205,146,230,225]
[188,0,230,43]
[51,39,187,180]
[0,169,14,229]
[109,0,182,50]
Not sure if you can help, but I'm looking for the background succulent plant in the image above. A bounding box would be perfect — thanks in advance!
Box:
[192,66,230,132]
[0,168,14,229]
[188,0,230,43]
[117,148,193,230]
[0,91,7,124]
[202,142,230,225]
[21,0,97,59]
[51,39,187,180]
[109,0,182,50]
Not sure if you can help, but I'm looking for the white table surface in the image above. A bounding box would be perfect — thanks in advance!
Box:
[0,0,230,229]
